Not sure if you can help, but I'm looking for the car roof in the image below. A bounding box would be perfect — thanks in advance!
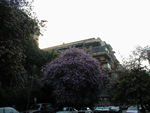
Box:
[0,107,14,109]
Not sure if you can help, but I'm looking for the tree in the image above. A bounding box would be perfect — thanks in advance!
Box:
[122,46,150,70]
[0,40,27,88]
[42,48,105,107]
[0,0,40,88]
[111,68,150,112]
[0,0,57,109]
[110,46,150,112]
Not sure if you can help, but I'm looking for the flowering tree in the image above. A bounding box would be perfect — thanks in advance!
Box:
[42,48,104,107]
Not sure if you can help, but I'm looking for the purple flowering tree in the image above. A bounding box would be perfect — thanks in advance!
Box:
[42,48,104,107]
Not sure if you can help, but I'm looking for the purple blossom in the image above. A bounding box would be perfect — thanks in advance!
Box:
[43,48,105,106]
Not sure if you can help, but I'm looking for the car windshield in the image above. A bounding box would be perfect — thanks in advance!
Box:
[63,107,72,111]
[111,106,119,109]
[103,107,109,109]
[80,107,90,110]
[128,106,137,110]
[95,107,103,110]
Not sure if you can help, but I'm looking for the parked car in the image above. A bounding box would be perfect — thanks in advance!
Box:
[94,106,110,113]
[0,107,20,113]
[56,107,78,113]
[126,106,139,113]
[22,103,54,113]
[78,107,93,113]
[120,105,128,110]
[109,106,121,113]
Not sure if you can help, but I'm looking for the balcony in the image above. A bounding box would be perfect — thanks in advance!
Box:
[90,46,111,59]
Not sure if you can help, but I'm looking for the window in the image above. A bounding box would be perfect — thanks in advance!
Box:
[103,63,111,69]
[74,43,83,48]
[104,48,109,53]
[85,42,101,48]
[100,56,105,61]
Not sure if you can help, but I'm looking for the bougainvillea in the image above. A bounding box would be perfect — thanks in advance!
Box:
[43,48,104,107]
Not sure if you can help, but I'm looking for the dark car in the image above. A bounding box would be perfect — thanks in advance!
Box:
[120,105,128,110]
[56,107,78,113]
[78,107,93,113]
[23,103,54,113]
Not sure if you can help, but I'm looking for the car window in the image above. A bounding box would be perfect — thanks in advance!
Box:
[0,108,4,113]
[128,106,137,110]
[95,107,103,110]
[5,108,12,113]
[30,104,40,110]
[41,106,45,110]
[45,104,53,110]
[69,108,72,111]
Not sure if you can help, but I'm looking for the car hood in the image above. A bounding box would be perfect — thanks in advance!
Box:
[23,109,39,113]
[56,111,71,113]
[126,110,138,113]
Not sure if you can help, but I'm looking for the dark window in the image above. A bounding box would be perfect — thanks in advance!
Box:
[84,41,101,48]
[74,43,83,48]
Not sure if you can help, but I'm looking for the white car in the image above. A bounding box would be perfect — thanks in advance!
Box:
[0,107,20,113]
[110,106,120,113]
[94,106,110,113]
[126,106,139,113]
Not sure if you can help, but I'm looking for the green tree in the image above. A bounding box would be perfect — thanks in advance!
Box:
[111,68,150,112]
[0,0,57,109]
[0,0,40,88]
[110,46,150,112]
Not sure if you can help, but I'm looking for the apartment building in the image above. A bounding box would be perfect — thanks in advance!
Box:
[44,37,119,71]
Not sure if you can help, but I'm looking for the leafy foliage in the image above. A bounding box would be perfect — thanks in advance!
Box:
[0,0,40,88]
[0,0,40,41]
[42,48,104,107]
[111,68,150,111]
[0,40,27,88]
[110,46,150,112]
[0,0,57,109]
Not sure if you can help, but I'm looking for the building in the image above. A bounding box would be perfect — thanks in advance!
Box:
[44,37,119,71]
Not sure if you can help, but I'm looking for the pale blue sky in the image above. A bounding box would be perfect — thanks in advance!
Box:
[33,0,150,63]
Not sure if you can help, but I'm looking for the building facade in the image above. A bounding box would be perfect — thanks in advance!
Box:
[44,38,119,71]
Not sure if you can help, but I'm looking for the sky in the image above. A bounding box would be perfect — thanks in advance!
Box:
[32,0,150,63]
